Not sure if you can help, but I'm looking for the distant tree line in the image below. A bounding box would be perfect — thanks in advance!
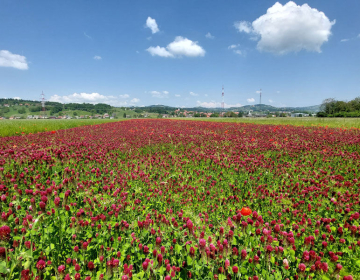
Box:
[317,97,360,117]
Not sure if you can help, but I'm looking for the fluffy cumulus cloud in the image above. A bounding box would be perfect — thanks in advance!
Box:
[49,92,139,106]
[235,1,335,54]
[146,46,174,58]
[93,56,102,60]
[147,36,205,58]
[146,17,159,34]
[175,94,181,97]
[0,50,28,70]
[149,91,169,98]
[196,101,242,108]
[234,21,253,34]
[49,93,115,104]
[189,92,198,96]
[269,99,274,103]
[247,98,255,103]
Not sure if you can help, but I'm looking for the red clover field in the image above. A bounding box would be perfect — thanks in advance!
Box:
[1,119,360,280]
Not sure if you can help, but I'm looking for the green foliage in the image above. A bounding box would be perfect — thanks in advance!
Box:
[18,108,26,114]
[319,97,360,117]
[0,119,122,137]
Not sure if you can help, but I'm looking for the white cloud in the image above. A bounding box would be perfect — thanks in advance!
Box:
[247,98,255,103]
[234,21,253,33]
[0,50,28,70]
[49,93,115,104]
[196,101,242,108]
[269,99,274,103]
[93,56,102,60]
[205,32,215,39]
[256,90,261,94]
[340,35,360,42]
[49,92,141,107]
[204,94,208,97]
[235,1,335,54]
[228,44,244,56]
[146,46,174,57]
[190,92,198,96]
[175,94,181,97]
[163,91,169,94]
[14,97,21,100]
[167,37,205,57]
[150,91,169,98]
[228,44,240,49]
[147,36,205,58]
[145,17,159,34]
[130,98,140,103]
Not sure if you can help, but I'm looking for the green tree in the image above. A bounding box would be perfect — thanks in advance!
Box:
[18,108,26,114]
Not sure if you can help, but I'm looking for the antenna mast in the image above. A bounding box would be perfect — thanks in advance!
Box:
[221,86,224,111]
[259,89,262,106]
[40,91,46,118]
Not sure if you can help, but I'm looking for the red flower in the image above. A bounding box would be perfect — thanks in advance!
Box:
[88,261,94,270]
[298,263,306,272]
[157,253,163,263]
[232,266,238,273]
[240,207,252,216]
[58,265,65,274]
[36,260,46,270]
[0,226,11,241]
[21,269,30,280]
[142,261,148,271]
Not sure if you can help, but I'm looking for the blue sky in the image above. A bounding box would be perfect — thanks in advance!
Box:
[0,0,359,108]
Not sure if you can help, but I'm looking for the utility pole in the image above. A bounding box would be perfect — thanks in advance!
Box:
[259,89,262,106]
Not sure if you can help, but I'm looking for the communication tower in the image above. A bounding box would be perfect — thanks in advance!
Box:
[259,89,262,106]
[40,91,46,118]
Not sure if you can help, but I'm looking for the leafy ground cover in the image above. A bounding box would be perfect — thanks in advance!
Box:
[0,119,121,137]
[0,119,360,280]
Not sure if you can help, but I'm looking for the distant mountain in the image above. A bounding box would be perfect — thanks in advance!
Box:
[228,104,320,113]
[140,104,320,113]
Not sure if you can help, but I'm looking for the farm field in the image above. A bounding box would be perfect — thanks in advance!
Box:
[0,119,121,137]
[0,119,359,280]
[176,118,360,129]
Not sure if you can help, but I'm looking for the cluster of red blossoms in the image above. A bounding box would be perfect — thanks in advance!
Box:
[0,119,359,279]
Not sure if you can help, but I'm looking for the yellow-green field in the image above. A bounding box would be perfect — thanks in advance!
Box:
[175,117,360,129]
[1,117,360,137]
[0,119,121,137]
